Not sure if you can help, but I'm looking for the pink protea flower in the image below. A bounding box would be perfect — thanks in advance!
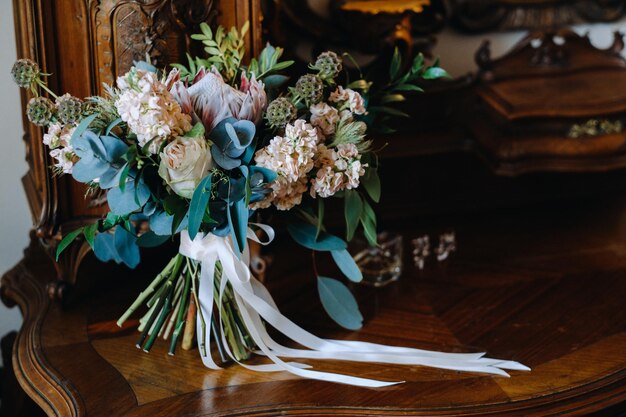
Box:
[175,67,267,132]
[238,72,267,125]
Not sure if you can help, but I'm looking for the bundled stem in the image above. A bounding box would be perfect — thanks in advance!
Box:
[117,254,255,362]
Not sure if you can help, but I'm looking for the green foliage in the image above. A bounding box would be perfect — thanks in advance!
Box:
[344,190,363,242]
[189,22,249,84]
[248,43,294,83]
[56,227,85,261]
[363,47,450,132]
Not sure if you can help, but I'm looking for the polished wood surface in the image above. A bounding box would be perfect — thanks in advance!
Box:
[3,196,626,416]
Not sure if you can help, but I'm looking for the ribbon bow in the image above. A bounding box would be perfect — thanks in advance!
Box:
[179,228,529,387]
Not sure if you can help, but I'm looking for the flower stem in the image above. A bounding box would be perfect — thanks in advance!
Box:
[37,79,58,100]
[143,286,174,352]
[117,255,178,327]
[168,266,192,355]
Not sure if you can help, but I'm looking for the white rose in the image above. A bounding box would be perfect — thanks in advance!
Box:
[158,136,213,199]
[310,102,340,136]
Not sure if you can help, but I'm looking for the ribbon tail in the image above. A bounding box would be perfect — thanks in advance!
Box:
[196,254,221,370]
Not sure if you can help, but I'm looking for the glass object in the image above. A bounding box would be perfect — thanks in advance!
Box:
[352,232,403,287]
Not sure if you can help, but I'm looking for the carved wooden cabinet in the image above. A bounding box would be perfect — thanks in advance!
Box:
[467,29,626,175]
[13,0,263,292]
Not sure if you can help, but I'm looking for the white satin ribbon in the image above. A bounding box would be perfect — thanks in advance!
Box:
[179,227,530,387]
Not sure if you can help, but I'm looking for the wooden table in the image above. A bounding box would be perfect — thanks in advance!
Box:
[2,196,626,416]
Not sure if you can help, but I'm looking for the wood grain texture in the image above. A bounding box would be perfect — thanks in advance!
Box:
[4,197,626,416]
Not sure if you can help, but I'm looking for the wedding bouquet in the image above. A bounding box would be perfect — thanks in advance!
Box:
[12,22,528,386]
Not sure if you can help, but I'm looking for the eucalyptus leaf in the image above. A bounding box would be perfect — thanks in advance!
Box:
[136,231,171,248]
[227,197,248,256]
[105,118,123,136]
[262,74,289,89]
[287,223,347,252]
[317,276,363,330]
[70,114,98,146]
[93,232,122,264]
[114,226,140,269]
[108,178,150,215]
[72,154,110,183]
[331,249,362,282]
[149,209,174,236]
[188,174,212,240]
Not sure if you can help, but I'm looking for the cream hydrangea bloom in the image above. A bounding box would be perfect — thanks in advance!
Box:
[329,86,367,115]
[254,120,320,210]
[310,143,366,198]
[115,69,192,154]
[309,102,340,136]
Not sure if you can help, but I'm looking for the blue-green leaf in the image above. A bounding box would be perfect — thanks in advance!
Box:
[317,276,363,330]
[93,232,122,264]
[227,197,248,256]
[263,74,289,89]
[136,231,171,248]
[70,113,98,145]
[250,165,277,183]
[287,223,347,252]
[114,227,140,269]
[331,249,362,282]
[108,178,150,215]
[188,174,212,241]
[105,118,123,136]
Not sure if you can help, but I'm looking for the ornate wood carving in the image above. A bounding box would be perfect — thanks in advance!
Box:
[88,0,217,90]
[451,0,626,33]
